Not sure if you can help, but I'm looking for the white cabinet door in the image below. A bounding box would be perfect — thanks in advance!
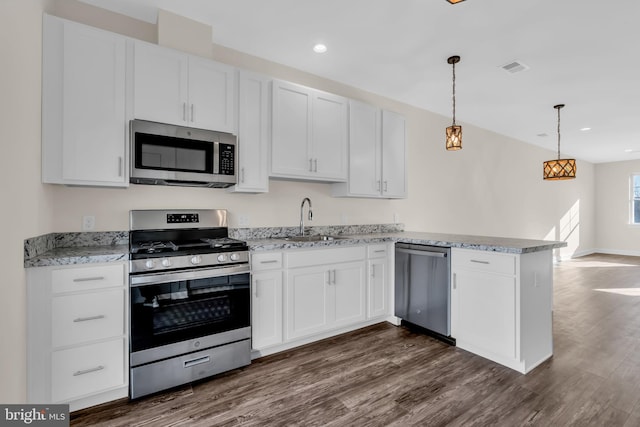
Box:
[311,92,348,181]
[42,15,127,186]
[381,110,407,198]
[251,270,283,350]
[332,105,406,198]
[452,269,517,361]
[368,258,388,319]
[271,80,312,178]
[134,41,236,132]
[341,100,381,196]
[229,70,270,193]
[285,266,329,340]
[271,80,348,182]
[134,41,188,126]
[331,262,366,327]
[187,57,236,132]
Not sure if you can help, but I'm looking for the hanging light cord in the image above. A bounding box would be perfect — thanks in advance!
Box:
[556,106,561,159]
[452,60,457,126]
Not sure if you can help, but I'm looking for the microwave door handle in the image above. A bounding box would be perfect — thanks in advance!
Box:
[163,180,211,187]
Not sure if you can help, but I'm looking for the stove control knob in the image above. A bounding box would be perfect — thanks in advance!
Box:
[230,253,240,261]
[161,259,172,268]
[217,254,228,263]
[145,260,155,270]
[191,255,202,265]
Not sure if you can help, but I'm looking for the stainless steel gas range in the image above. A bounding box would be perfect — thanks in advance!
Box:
[128,209,250,399]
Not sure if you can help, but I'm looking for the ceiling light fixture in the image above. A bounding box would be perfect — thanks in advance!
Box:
[446,55,462,151]
[313,43,327,53]
[543,104,576,180]
[446,0,466,4]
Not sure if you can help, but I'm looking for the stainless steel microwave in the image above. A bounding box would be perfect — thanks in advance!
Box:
[130,120,237,188]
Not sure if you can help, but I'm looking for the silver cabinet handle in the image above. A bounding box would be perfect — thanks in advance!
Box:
[260,260,278,264]
[241,167,245,183]
[314,159,318,172]
[73,365,104,376]
[184,355,210,369]
[376,180,381,192]
[72,276,105,282]
[332,269,337,284]
[309,159,313,172]
[371,264,376,278]
[191,104,194,122]
[183,102,187,121]
[471,259,490,264]
[73,315,105,323]
[118,157,123,177]
[384,181,388,192]
[374,250,386,254]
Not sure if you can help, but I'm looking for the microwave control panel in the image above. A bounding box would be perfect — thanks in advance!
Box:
[218,143,235,175]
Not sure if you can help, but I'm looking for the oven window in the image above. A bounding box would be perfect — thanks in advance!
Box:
[134,132,213,173]
[130,272,249,353]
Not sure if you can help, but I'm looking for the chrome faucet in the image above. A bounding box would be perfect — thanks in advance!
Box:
[300,197,313,236]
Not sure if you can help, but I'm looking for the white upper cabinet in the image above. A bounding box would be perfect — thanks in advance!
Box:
[42,14,128,187]
[271,80,348,182]
[228,70,270,193]
[133,41,236,133]
[332,101,407,198]
[381,110,407,198]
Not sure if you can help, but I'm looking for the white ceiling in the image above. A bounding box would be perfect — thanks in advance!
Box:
[80,0,640,164]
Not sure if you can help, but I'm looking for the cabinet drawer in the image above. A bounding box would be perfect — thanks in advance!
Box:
[52,263,125,294]
[51,338,125,403]
[52,289,124,348]
[251,252,283,271]
[453,249,516,276]
[286,246,365,268]
[367,244,388,258]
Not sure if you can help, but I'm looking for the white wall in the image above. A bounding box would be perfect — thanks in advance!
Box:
[595,160,640,255]
[0,0,597,404]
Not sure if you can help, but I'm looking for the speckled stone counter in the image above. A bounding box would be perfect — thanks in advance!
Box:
[247,231,566,254]
[24,225,566,267]
[24,231,128,268]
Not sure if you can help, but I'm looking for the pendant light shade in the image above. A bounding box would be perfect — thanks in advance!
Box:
[446,55,462,151]
[543,104,576,180]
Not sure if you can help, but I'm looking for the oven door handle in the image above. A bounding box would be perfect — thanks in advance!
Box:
[130,264,249,287]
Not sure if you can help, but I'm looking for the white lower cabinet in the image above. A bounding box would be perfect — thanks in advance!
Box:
[285,261,365,340]
[367,244,391,319]
[27,262,128,411]
[451,248,553,374]
[251,245,390,357]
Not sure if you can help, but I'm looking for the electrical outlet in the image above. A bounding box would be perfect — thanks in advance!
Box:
[340,214,349,224]
[238,215,249,227]
[82,215,95,231]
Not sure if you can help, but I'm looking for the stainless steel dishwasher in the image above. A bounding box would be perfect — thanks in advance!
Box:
[395,243,455,345]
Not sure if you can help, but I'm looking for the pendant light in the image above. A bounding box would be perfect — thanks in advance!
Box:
[543,104,576,180]
[446,55,462,151]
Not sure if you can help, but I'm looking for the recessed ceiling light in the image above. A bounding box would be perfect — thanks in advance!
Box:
[580,127,591,131]
[624,149,635,153]
[313,43,327,54]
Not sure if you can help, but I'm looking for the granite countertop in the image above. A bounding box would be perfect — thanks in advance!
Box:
[247,231,567,254]
[24,226,566,268]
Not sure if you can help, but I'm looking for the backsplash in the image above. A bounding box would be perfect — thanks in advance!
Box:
[229,223,404,240]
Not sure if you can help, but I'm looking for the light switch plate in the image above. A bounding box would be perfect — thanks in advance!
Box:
[82,215,95,231]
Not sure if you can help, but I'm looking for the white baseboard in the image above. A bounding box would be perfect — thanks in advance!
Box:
[591,248,640,257]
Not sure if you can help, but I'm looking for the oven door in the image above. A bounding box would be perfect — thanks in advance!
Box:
[129,264,250,360]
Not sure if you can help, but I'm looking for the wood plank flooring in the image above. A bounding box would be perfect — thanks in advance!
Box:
[71,254,640,426]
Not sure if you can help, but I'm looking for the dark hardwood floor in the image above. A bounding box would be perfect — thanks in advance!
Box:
[71,253,640,426]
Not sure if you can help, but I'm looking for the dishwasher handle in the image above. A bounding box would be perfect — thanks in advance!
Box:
[396,248,447,258]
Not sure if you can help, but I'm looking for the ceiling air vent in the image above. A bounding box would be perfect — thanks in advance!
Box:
[500,60,530,74]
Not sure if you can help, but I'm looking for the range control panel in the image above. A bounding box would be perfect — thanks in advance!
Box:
[167,213,199,224]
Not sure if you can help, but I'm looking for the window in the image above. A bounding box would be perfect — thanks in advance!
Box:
[632,174,640,224]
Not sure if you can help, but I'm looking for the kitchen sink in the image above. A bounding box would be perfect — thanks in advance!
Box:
[284,235,349,242]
